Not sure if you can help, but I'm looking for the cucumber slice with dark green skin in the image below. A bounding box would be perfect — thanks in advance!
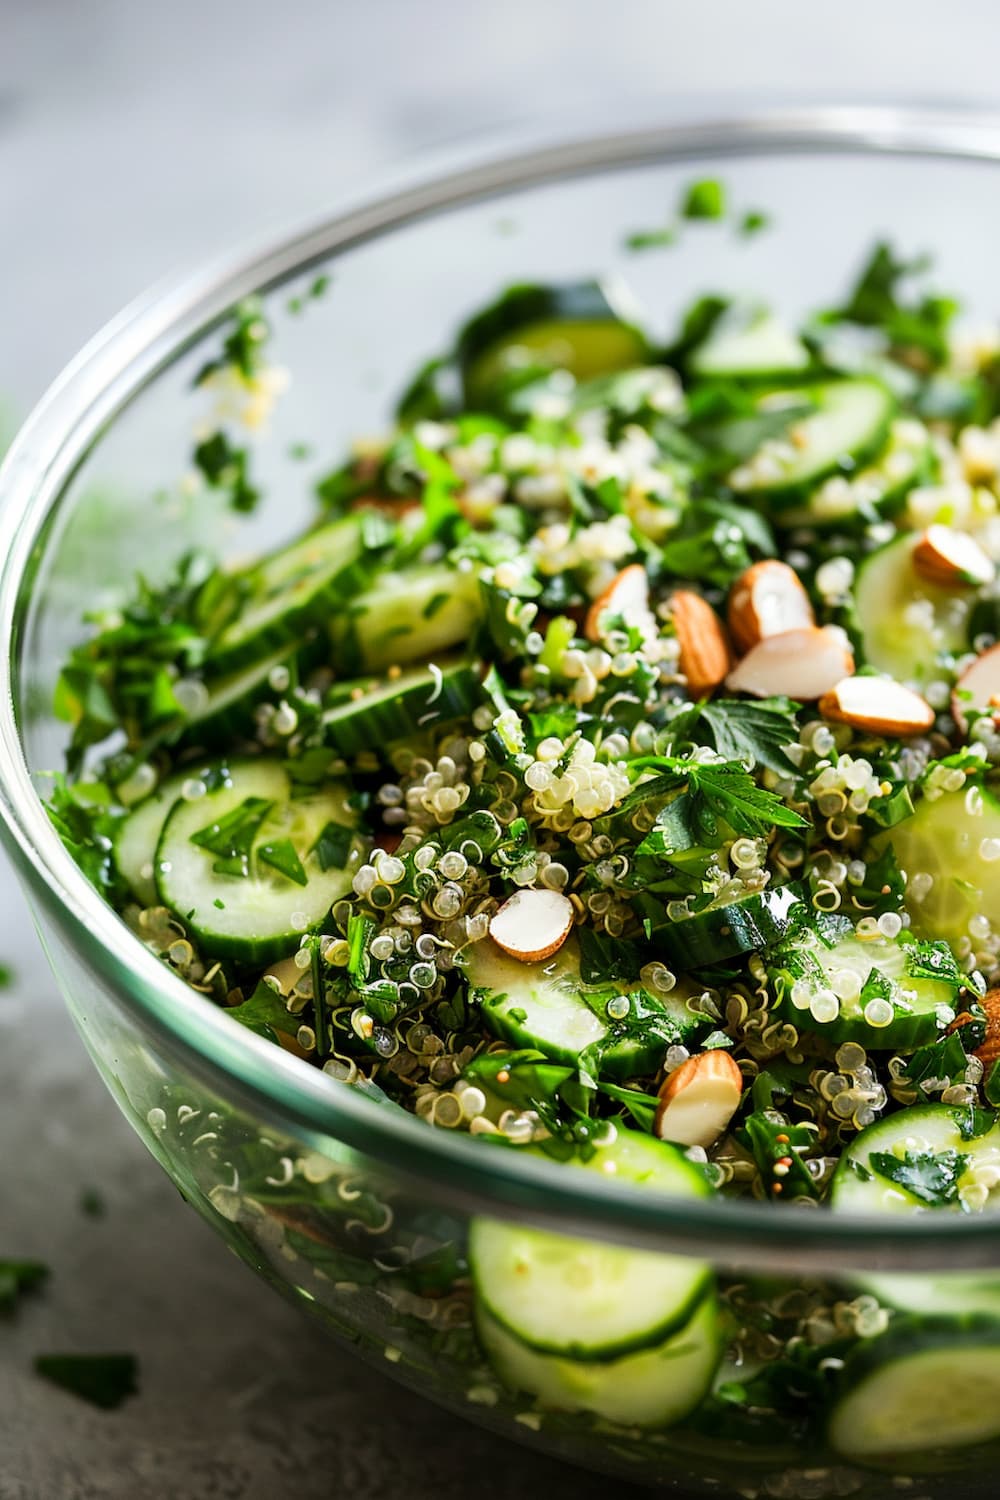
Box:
[878,781,1000,950]
[476,1291,720,1428]
[213,517,370,671]
[115,765,221,906]
[643,883,806,969]
[330,563,483,674]
[853,530,973,685]
[464,933,705,1078]
[770,919,960,1048]
[831,1102,1000,1215]
[774,419,934,529]
[457,281,649,409]
[727,378,895,503]
[469,1129,712,1361]
[176,643,304,750]
[154,758,363,963]
[826,1316,1000,1460]
[321,658,481,757]
[689,307,812,382]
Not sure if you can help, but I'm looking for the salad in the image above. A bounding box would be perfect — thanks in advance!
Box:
[48,228,1000,1474]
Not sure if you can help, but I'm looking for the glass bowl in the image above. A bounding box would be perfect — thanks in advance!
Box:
[6,108,1000,1498]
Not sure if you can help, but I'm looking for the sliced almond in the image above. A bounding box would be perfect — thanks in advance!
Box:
[727,560,815,654]
[912,524,995,588]
[953,643,1000,732]
[948,989,1000,1067]
[725,627,854,702]
[819,676,935,737]
[653,1050,744,1149]
[671,590,732,699]
[584,564,650,643]
[488,889,574,963]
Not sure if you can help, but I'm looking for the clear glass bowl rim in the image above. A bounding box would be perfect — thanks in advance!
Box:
[6,105,1000,1272]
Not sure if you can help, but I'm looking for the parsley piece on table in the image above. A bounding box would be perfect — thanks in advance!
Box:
[0,1260,49,1314]
[34,1353,139,1411]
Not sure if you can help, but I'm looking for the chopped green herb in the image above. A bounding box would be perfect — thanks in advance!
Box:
[0,1259,49,1314]
[681,178,726,221]
[34,1353,139,1411]
[869,1147,963,1207]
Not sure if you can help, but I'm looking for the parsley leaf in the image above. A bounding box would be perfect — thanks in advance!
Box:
[34,1353,139,1411]
[691,698,800,774]
[577,928,645,984]
[44,778,127,902]
[869,1147,963,1207]
[0,1259,49,1314]
[659,495,776,588]
[225,982,298,1044]
[823,242,958,369]
[191,796,274,878]
[257,838,308,887]
[626,758,807,840]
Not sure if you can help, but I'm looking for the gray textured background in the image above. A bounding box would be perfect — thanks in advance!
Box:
[4,2,1000,1495]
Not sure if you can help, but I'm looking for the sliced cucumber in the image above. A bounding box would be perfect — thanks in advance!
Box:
[330,563,483,674]
[457,281,649,408]
[774,419,934,529]
[115,765,218,906]
[321,658,481,757]
[856,1268,1000,1321]
[464,933,705,1078]
[641,884,806,970]
[214,517,369,671]
[880,781,1000,950]
[727,378,894,502]
[155,758,363,963]
[477,1290,719,1429]
[469,1129,712,1360]
[831,1102,1000,1215]
[827,1317,1000,1459]
[853,531,973,685]
[689,306,811,381]
[177,643,303,749]
[771,918,960,1048]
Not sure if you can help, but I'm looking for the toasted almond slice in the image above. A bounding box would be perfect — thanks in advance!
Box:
[488,889,575,963]
[819,676,935,737]
[953,643,1000,733]
[653,1050,744,1149]
[671,590,732,698]
[912,524,996,588]
[725,627,854,702]
[727,560,815,654]
[585,564,650,643]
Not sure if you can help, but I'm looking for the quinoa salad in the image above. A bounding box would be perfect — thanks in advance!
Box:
[48,224,1000,1470]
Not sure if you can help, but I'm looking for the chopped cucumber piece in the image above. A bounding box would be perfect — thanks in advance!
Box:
[469,1129,712,1359]
[115,765,221,906]
[457,281,649,409]
[853,530,973,684]
[827,1317,1000,1459]
[879,781,1000,950]
[689,307,811,381]
[330,563,482,674]
[641,884,806,970]
[832,1102,1000,1214]
[178,644,303,749]
[774,419,934,529]
[728,378,894,501]
[320,658,481,757]
[856,1268,1000,1321]
[155,758,363,963]
[464,933,704,1078]
[214,517,369,671]
[771,917,960,1048]
[477,1291,719,1428]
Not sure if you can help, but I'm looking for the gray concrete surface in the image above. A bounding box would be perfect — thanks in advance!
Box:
[4,1,1000,1495]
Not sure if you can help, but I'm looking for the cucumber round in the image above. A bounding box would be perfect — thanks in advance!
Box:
[827,1317,1000,1460]
[878,781,1000,951]
[858,1269,1000,1321]
[728,377,894,502]
[831,1102,1000,1215]
[457,281,649,408]
[770,921,959,1049]
[689,307,811,382]
[476,1291,719,1429]
[465,933,704,1079]
[115,765,217,906]
[154,758,363,963]
[321,658,481,757]
[648,884,806,969]
[853,530,973,685]
[469,1130,712,1360]
[774,419,933,529]
[214,516,369,671]
[330,563,482,675]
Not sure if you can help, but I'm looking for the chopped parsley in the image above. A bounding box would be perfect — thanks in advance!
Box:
[869,1147,964,1207]
[34,1353,139,1411]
